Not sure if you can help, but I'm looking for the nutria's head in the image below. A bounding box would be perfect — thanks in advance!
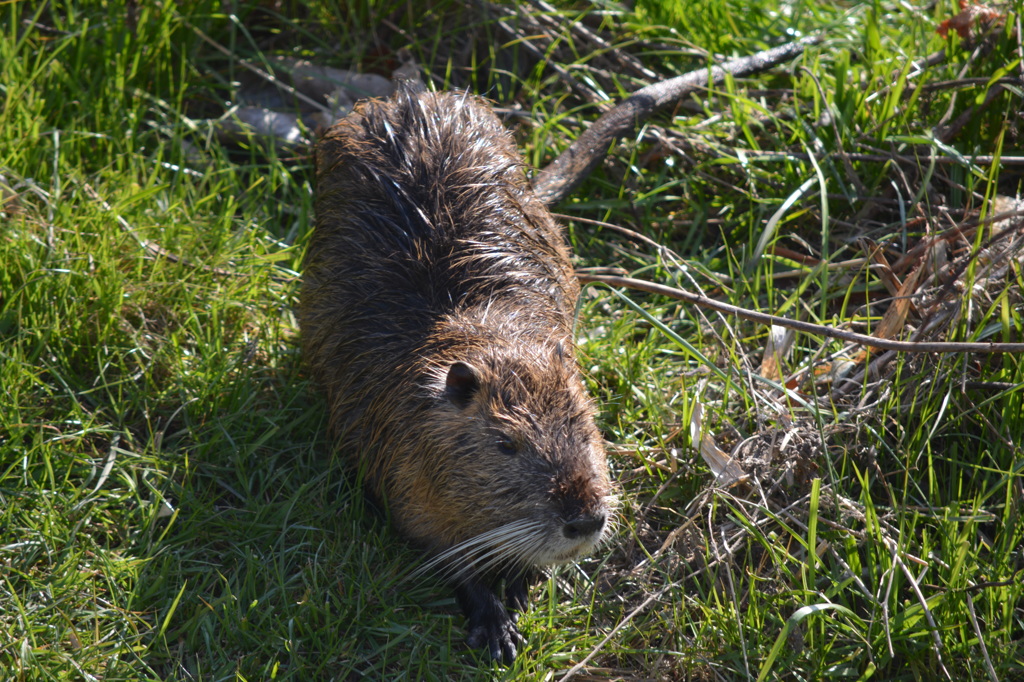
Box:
[396,331,613,580]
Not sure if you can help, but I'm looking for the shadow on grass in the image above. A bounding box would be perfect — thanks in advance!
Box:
[131,349,496,679]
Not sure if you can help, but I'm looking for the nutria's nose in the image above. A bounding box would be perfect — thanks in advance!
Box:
[562,512,607,539]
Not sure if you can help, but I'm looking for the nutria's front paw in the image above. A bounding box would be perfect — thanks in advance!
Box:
[466,609,524,663]
[456,580,526,663]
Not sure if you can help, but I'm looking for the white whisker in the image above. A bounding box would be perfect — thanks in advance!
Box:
[408,517,548,585]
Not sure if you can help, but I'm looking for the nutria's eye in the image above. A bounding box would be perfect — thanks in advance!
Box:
[496,434,517,456]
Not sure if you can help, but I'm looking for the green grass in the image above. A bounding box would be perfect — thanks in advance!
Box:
[2,0,1023,679]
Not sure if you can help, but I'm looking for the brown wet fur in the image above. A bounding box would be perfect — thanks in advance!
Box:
[299,87,612,661]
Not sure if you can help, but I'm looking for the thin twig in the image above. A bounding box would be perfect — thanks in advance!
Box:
[799,65,867,196]
[936,82,1013,144]
[909,75,1024,94]
[81,182,296,283]
[82,182,238,277]
[726,150,1024,166]
[182,18,331,115]
[577,273,1024,353]
[965,593,1000,682]
[559,580,681,681]
[525,0,659,81]
[489,4,604,105]
[890,549,952,680]
[933,208,1024,302]
[554,212,680,258]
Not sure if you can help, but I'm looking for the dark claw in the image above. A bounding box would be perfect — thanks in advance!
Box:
[466,613,523,663]
[456,577,526,664]
[504,574,529,615]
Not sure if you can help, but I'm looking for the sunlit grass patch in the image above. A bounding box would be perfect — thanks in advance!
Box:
[2,0,1022,679]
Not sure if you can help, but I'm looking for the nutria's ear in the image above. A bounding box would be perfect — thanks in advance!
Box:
[445,362,481,409]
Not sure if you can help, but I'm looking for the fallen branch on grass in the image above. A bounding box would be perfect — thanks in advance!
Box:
[532,37,820,205]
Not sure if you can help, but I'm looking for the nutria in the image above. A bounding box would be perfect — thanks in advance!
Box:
[299,86,613,662]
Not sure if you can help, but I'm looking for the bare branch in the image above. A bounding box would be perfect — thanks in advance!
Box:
[533,37,820,205]
[578,273,1024,354]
